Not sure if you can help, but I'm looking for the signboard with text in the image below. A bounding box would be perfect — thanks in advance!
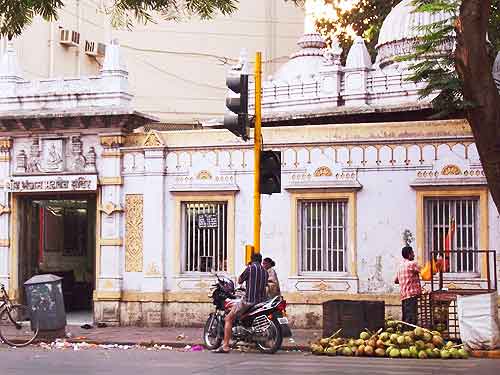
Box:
[3,175,98,193]
[197,213,218,228]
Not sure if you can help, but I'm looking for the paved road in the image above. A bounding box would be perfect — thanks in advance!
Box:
[0,347,497,375]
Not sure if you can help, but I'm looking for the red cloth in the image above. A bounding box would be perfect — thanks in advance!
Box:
[396,259,422,301]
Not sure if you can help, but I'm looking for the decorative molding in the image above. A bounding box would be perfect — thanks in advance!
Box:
[314,166,333,177]
[286,171,362,190]
[442,164,462,176]
[143,131,164,147]
[99,202,124,216]
[125,194,143,272]
[100,135,126,148]
[99,177,123,186]
[294,279,352,292]
[196,170,212,180]
[0,155,10,162]
[0,239,9,247]
[170,175,239,192]
[100,238,123,246]
[0,204,10,216]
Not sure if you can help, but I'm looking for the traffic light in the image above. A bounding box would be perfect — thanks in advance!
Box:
[224,73,249,141]
[260,150,281,195]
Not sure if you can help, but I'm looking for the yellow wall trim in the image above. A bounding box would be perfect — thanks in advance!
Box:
[93,290,121,301]
[0,155,10,162]
[0,239,9,247]
[99,177,124,186]
[101,151,122,158]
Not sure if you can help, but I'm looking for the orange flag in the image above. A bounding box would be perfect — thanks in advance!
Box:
[443,217,455,271]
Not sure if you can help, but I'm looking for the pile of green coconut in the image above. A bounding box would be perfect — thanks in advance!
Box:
[310,320,469,359]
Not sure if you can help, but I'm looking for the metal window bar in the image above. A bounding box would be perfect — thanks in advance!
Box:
[182,201,228,273]
[424,198,479,273]
[299,200,347,273]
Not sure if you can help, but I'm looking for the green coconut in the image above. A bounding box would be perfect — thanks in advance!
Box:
[422,332,432,342]
[376,339,385,348]
[458,348,469,359]
[311,344,324,355]
[400,348,411,358]
[386,346,394,356]
[445,341,454,349]
[386,327,395,333]
[450,348,461,359]
[424,343,435,350]
[418,350,428,359]
[342,347,353,356]
[404,336,414,346]
[390,334,399,343]
[325,347,337,356]
[355,339,365,346]
[380,332,390,342]
[415,340,426,350]
[409,346,418,357]
[440,349,450,359]
[425,348,433,357]
[375,348,386,357]
[360,332,370,340]
[397,336,406,345]
[348,339,356,347]
[414,327,425,338]
[432,348,441,358]
[389,348,400,358]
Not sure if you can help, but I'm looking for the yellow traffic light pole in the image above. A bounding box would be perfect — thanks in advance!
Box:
[254,52,262,255]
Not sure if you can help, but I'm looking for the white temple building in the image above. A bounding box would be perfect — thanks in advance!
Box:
[0,0,498,328]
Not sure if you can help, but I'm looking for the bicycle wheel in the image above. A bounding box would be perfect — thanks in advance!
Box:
[0,304,39,347]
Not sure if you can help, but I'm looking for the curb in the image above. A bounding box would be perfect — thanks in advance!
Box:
[471,350,500,359]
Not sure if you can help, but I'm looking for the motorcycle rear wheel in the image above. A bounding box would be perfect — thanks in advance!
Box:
[255,318,282,354]
[203,313,222,350]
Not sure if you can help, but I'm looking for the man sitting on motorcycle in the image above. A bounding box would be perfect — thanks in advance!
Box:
[213,252,268,353]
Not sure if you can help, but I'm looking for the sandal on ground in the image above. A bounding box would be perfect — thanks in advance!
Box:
[212,346,231,354]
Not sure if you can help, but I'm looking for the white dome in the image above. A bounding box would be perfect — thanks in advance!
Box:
[376,0,453,66]
[273,33,326,83]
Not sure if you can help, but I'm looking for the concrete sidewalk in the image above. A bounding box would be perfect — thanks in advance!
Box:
[61,325,321,351]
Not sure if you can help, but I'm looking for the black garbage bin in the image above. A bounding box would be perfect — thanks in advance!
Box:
[24,274,66,332]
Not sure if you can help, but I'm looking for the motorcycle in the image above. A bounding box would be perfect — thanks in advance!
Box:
[203,273,291,354]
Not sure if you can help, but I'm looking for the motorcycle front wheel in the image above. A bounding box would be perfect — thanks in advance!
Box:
[203,313,222,350]
[255,318,283,354]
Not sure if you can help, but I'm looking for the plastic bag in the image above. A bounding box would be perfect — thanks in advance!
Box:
[457,292,500,350]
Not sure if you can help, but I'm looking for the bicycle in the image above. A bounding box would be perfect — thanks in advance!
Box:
[0,283,39,347]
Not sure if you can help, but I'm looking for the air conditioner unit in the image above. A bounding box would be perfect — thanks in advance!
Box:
[84,41,106,57]
[60,29,80,47]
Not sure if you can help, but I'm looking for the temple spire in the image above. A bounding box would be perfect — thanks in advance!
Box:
[0,40,23,81]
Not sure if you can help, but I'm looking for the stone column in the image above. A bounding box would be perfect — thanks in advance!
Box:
[141,146,166,326]
[0,138,11,289]
[94,133,125,325]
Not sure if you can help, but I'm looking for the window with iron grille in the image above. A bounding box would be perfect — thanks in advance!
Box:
[299,200,347,273]
[181,201,228,273]
[424,197,479,273]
